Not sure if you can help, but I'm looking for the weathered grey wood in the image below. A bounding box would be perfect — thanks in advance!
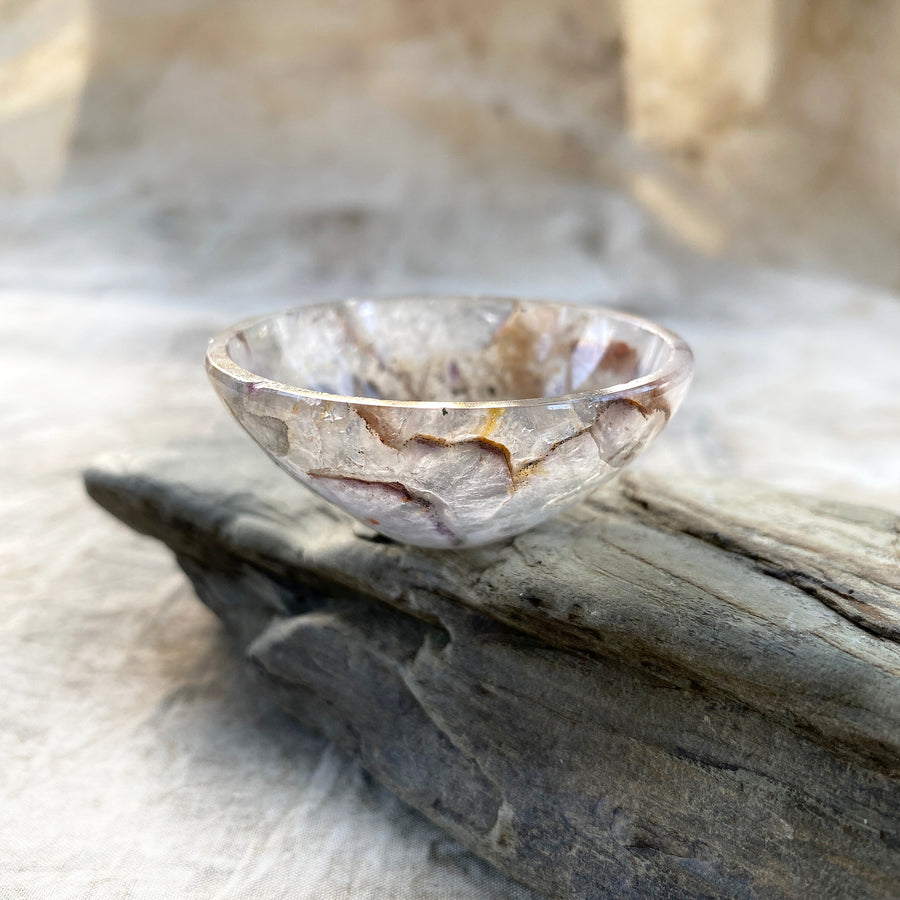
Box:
[84,439,900,900]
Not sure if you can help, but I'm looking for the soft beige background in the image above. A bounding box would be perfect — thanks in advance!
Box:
[2,2,899,897]
[5,0,900,282]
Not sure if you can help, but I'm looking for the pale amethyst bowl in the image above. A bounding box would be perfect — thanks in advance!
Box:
[206,297,693,548]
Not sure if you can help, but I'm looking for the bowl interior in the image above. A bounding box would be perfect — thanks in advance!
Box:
[226,297,677,403]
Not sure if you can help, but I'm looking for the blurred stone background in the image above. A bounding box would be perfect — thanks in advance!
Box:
[2,2,899,898]
[4,0,900,289]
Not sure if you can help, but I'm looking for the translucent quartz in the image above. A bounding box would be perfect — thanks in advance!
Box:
[207,297,693,548]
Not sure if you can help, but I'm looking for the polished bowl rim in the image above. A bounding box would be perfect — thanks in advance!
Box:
[206,295,694,411]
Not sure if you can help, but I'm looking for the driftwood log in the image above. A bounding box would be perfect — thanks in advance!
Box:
[85,439,900,900]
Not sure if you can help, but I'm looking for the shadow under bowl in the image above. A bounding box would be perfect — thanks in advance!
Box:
[206,296,693,548]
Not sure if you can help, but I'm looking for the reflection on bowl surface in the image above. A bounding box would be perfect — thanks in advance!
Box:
[206,297,693,548]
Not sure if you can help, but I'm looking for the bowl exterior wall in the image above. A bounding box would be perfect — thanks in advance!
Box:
[207,363,690,548]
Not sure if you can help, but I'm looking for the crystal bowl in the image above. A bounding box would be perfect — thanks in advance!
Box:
[206,297,693,548]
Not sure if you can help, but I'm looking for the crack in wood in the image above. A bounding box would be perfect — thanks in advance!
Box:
[618,479,900,643]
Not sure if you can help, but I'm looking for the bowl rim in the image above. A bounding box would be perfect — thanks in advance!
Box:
[206,295,694,410]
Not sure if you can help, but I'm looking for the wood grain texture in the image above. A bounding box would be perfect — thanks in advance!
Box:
[85,439,900,899]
